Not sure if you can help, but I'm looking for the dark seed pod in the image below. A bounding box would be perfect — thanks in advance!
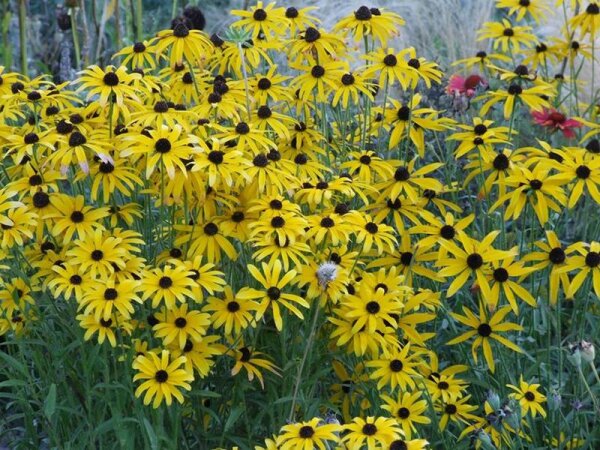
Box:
[57,12,72,31]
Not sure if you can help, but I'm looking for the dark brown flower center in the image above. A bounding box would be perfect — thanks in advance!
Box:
[477,323,492,337]
[103,72,119,86]
[467,253,483,269]
[155,370,169,383]
[366,301,380,314]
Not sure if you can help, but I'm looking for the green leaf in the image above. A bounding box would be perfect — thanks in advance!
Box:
[142,417,159,450]
[43,383,57,419]
[224,406,244,432]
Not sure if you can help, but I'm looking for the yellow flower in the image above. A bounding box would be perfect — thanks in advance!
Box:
[477,19,537,53]
[237,260,308,331]
[76,65,141,108]
[448,304,524,373]
[230,1,287,38]
[132,350,193,408]
[507,376,547,418]
[278,417,341,450]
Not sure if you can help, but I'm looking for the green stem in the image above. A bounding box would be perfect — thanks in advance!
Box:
[70,7,82,70]
[171,0,178,20]
[18,0,27,76]
[288,303,321,422]
[237,42,252,122]
[135,0,143,42]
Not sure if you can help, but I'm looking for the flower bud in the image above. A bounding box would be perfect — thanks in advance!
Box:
[580,340,595,364]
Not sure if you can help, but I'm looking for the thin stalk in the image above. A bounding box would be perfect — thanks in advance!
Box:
[171,0,178,20]
[18,0,27,76]
[288,302,321,422]
[70,7,82,69]
[135,0,143,42]
[237,43,253,122]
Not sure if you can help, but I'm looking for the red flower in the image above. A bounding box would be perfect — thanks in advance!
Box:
[446,74,487,97]
[532,108,582,138]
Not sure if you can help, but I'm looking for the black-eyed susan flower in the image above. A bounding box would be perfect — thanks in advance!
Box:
[343,282,402,334]
[77,313,126,347]
[448,117,510,159]
[570,2,600,37]
[342,416,402,449]
[112,40,157,70]
[153,303,210,349]
[0,206,37,249]
[251,234,312,271]
[334,6,405,46]
[384,94,449,155]
[203,286,258,335]
[376,159,443,203]
[363,48,409,89]
[228,343,280,389]
[437,232,516,298]
[251,65,292,104]
[237,260,308,331]
[448,304,523,373]
[139,263,195,309]
[452,50,512,71]
[230,1,287,38]
[381,391,431,439]
[437,395,479,430]
[507,376,547,418]
[76,65,140,108]
[523,230,574,304]
[557,241,600,298]
[154,22,213,67]
[67,229,127,279]
[46,263,92,302]
[132,349,193,408]
[170,335,224,378]
[191,139,249,188]
[491,165,569,225]
[496,0,553,23]
[332,71,374,108]
[277,417,341,449]
[46,194,109,244]
[477,19,537,53]
[80,278,141,322]
[345,212,397,255]
[553,150,600,207]
[479,83,553,119]
[289,26,347,64]
[486,257,536,313]
[366,344,420,391]
[176,220,238,264]
[291,56,348,102]
[121,125,201,179]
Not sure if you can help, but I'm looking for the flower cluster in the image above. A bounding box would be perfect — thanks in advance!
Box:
[0,0,599,448]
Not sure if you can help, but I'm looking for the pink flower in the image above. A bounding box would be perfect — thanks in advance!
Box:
[532,108,582,139]
[446,74,487,97]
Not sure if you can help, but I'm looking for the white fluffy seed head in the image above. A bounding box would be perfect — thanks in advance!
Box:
[316,261,338,289]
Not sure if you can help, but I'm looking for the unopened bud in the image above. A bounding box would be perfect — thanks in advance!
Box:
[580,340,595,364]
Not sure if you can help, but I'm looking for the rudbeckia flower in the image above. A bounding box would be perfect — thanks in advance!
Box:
[228,343,280,389]
[496,0,553,23]
[448,304,524,373]
[334,6,405,46]
[507,376,547,418]
[342,416,402,449]
[237,260,308,331]
[381,391,431,439]
[477,19,537,53]
[76,65,141,108]
[277,417,341,450]
[230,1,287,38]
[132,350,193,408]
